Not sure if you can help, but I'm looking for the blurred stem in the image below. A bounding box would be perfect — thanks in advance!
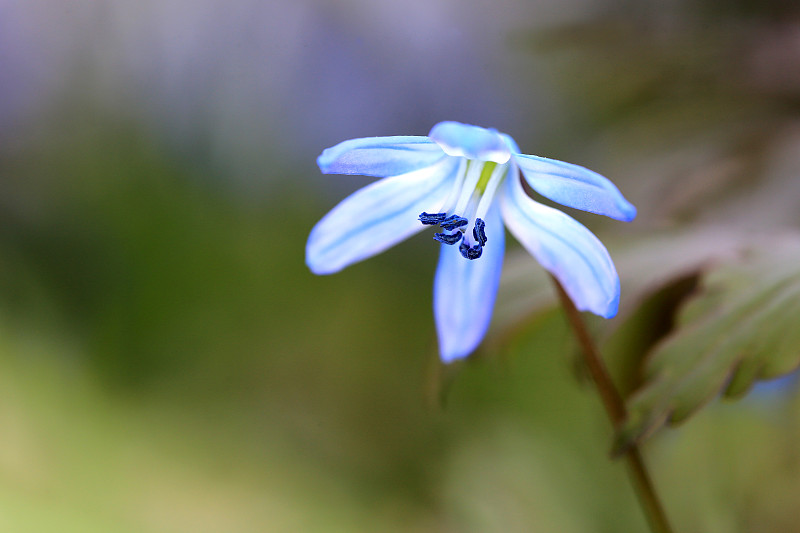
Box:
[550,276,674,533]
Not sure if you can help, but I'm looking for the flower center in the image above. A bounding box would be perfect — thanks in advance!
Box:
[419,158,508,260]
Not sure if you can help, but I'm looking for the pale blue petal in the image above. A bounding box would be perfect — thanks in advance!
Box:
[307,157,460,274]
[434,207,505,363]
[513,153,636,221]
[317,136,444,177]
[500,174,620,318]
[500,133,521,154]
[429,121,511,164]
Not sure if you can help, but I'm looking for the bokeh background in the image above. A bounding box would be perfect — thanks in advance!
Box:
[1,0,800,531]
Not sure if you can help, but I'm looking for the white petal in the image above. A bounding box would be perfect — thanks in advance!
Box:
[514,153,636,221]
[307,157,460,274]
[428,121,511,164]
[434,207,505,363]
[317,136,445,177]
[500,173,620,318]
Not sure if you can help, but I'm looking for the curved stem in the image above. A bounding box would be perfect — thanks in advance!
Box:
[550,275,674,533]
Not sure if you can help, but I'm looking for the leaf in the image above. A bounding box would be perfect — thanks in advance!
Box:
[495,226,748,334]
[614,234,800,455]
[601,272,701,396]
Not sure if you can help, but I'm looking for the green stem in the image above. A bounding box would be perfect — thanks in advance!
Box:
[550,276,674,533]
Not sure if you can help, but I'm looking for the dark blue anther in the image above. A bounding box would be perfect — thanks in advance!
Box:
[433,232,463,245]
[419,212,447,225]
[472,218,487,246]
[459,240,483,260]
[440,215,468,231]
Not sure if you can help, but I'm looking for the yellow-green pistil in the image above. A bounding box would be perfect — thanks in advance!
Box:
[417,159,508,260]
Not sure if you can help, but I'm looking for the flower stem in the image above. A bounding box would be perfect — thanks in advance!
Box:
[550,275,674,533]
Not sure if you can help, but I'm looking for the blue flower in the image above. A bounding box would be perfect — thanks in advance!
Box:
[307,121,636,363]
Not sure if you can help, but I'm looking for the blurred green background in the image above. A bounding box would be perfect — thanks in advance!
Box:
[1,0,799,531]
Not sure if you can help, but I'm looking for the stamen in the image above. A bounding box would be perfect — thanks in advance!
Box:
[419,212,447,225]
[418,158,508,262]
[433,232,463,245]
[440,215,468,231]
[459,240,483,260]
[438,158,469,215]
[472,218,487,246]
[460,190,481,236]
[453,160,484,215]
[474,162,509,222]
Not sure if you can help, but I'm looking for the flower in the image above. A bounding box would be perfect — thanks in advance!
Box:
[306,121,636,363]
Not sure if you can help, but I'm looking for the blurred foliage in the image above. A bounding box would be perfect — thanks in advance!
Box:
[500,0,800,462]
[3,104,796,531]
[0,103,657,531]
[615,237,800,454]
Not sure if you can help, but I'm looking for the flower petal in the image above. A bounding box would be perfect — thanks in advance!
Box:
[317,136,445,177]
[429,121,511,164]
[500,173,620,318]
[500,133,521,154]
[513,153,636,221]
[307,157,460,274]
[434,207,505,363]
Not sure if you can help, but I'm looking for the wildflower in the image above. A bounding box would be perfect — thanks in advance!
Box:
[306,121,636,362]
